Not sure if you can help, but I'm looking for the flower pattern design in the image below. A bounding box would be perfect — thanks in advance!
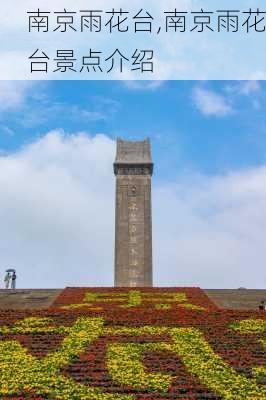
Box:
[0,287,264,399]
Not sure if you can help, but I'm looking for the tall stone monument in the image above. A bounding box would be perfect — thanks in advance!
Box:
[114,138,153,287]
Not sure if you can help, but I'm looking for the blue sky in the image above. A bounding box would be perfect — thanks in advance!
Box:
[0,80,265,289]
[1,80,265,180]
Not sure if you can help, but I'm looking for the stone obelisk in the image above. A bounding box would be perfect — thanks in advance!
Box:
[114,138,153,287]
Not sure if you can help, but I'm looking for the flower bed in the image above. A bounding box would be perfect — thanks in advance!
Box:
[53,287,217,312]
[0,288,265,400]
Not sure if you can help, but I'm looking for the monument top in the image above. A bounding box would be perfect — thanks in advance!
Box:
[114,138,153,165]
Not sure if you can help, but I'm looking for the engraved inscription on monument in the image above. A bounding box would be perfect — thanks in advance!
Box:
[114,138,153,287]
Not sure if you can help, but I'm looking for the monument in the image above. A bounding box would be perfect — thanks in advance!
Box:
[114,138,153,287]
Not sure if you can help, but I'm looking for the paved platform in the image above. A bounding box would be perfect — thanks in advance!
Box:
[0,289,62,309]
[205,289,266,310]
[0,288,265,310]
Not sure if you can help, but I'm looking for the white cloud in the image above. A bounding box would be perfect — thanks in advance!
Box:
[225,81,261,96]
[192,87,233,116]
[0,131,265,289]
[223,81,262,110]
[0,81,36,111]
[0,81,119,127]
[237,81,261,95]
[153,168,266,289]
[0,131,116,288]
[19,102,110,128]
[123,81,164,91]
[0,126,14,136]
